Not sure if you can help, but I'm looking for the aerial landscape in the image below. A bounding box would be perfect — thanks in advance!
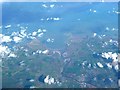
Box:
[1,2,119,88]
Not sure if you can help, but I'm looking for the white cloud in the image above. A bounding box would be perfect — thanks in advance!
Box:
[93,33,97,37]
[32,52,36,55]
[111,53,118,62]
[101,0,105,2]
[36,50,42,54]
[114,64,118,71]
[53,18,60,21]
[109,39,113,43]
[101,52,110,59]
[29,79,35,82]
[8,53,17,58]
[20,29,27,38]
[20,30,26,35]
[2,35,12,43]
[93,10,97,13]
[41,18,44,21]
[42,4,55,8]
[47,18,50,21]
[0,45,11,58]
[77,18,81,20]
[50,4,55,8]
[30,86,36,89]
[47,38,51,42]
[89,9,97,13]
[106,63,112,69]
[97,62,103,68]
[44,75,55,85]
[42,4,48,8]
[42,49,49,54]
[51,0,57,2]
[112,28,115,31]
[11,32,19,36]
[82,61,87,66]
[32,31,37,36]
[19,61,25,66]
[49,77,55,84]
[106,27,109,30]
[47,38,54,43]
[13,36,22,43]
[38,33,44,37]
[88,63,91,68]
[42,29,47,32]
[0,34,12,43]
[101,52,118,62]
[53,50,61,56]
[5,25,11,29]
[93,63,97,68]
[30,36,36,39]
[44,75,49,84]
[0,26,2,29]
[102,35,106,37]
[0,34,3,38]
[17,24,20,27]
[37,29,42,33]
